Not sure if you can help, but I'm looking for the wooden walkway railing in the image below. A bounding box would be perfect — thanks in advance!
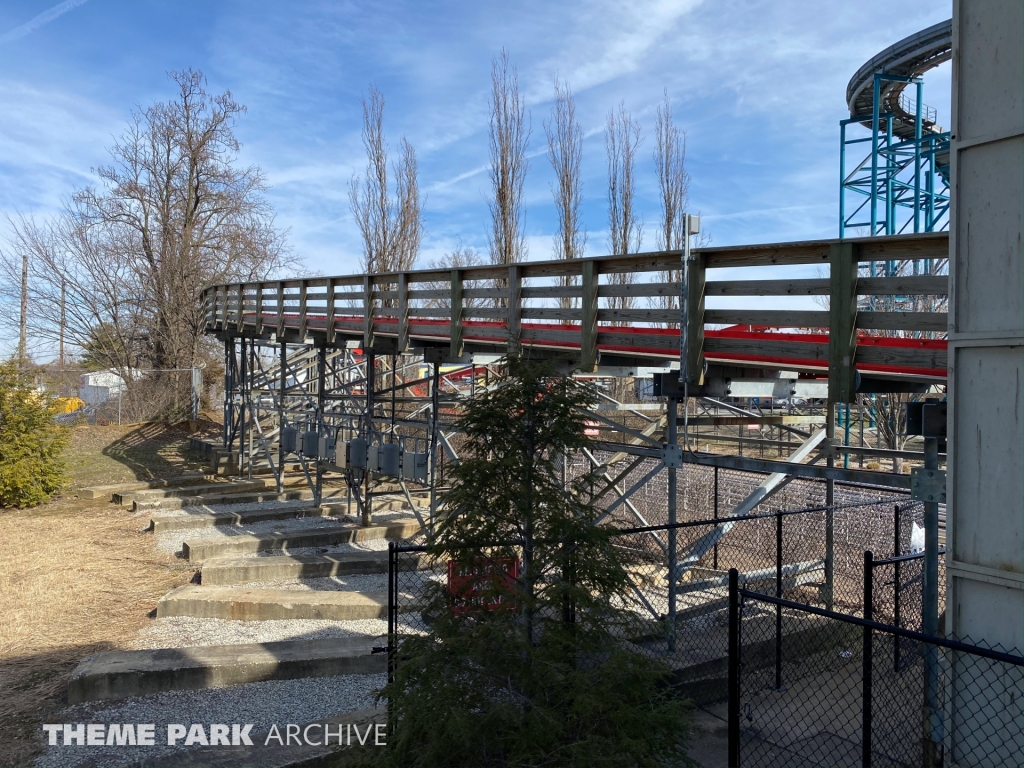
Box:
[203,232,949,398]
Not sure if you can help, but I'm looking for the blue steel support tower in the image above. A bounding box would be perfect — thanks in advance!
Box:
[840,20,953,242]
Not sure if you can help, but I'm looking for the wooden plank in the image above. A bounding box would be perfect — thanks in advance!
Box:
[595,308,677,323]
[450,269,463,358]
[681,415,825,427]
[522,285,582,299]
[522,308,584,321]
[856,312,948,332]
[508,264,522,354]
[463,308,509,319]
[396,273,408,351]
[705,309,830,327]
[598,282,681,298]
[705,279,830,297]
[856,275,948,296]
[235,284,247,332]
[829,242,858,403]
[704,336,830,362]
[463,287,508,300]
[855,344,947,371]
[596,331,678,350]
[580,260,598,371]
[407,307,451,319]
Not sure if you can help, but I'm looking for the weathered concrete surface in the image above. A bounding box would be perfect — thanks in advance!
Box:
[79,474,210,500]
[68,637,384,704]
[182,519,421,562]
[132,486,352,512]
[149,505,335,533]
[200,550,429,585]
[156,586,390,621]
[117,479,276,505]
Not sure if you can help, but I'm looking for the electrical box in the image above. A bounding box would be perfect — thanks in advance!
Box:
[366,445,380,473]
[402,452,428,483]
[301,430,319,457]
[333,440,349,469]
[381,444,401,477]
[318,434,336,462]
[349,437,367,469]
[280,427,298,454]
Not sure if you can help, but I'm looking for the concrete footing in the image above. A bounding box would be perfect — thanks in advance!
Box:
[68,637,384,704]
[156,586,390,621]
[181,519,421,562]
[200,550,427,585]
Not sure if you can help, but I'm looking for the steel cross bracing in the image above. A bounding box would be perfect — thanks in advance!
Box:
[205,232,948,629]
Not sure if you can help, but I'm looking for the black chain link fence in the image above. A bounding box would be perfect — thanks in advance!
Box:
[730,581,1023,768]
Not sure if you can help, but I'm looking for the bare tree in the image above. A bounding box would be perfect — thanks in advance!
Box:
[349,85,424,277]
[654,91,690,254]
[0,69,290,379]
[606,103,643,312]
[545,78,586,309]
[488,50,530,267]
[424,241,486,310]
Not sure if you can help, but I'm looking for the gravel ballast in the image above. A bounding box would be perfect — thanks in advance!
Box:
[130,616,389,649]
[35,673,385,768]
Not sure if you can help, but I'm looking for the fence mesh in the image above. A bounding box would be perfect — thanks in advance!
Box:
[736,589,1024,768]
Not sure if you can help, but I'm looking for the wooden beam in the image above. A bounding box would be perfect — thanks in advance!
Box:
[507,264,522,354]
[686,251,706,382]
[580,260,599,372]
[298,279,308,339]
[276,280,285,338]
[254,283,264,335]
[325,278,337,345]
[829,241,858,403]
[450,269,463,358]
[363,275,374,349]
[397,272,409,352]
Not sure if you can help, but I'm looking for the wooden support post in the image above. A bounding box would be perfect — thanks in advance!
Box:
[255,283,264,336]
[507,265,522,355]
[581,260,598,372]
[686,252,706,384]
[326,278,337,345]
[236,284,247,333]
[363,275,375,349]
[450,269,464,358]
[397,273,409,352]
[828,242,858,403]
[276,280,285,339]
[298,279,309,340]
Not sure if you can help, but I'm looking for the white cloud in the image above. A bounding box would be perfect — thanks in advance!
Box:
[0,0,88,46]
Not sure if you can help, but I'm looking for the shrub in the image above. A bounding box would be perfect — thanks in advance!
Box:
[0,360,69,508]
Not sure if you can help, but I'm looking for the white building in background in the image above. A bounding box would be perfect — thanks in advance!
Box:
[79,370,127,406]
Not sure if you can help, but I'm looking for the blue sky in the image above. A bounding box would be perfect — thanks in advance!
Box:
[0,0,951,339]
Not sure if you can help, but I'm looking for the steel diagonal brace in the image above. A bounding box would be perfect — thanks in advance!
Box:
[669,428,828,583]
[579,408,664,446]
[582,450,666,552]
[398,480,429,534]
[594,462,665,525]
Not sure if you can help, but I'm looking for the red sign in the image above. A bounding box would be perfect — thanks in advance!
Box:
[447,557,520,616]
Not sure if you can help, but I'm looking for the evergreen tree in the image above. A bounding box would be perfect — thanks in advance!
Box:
[0,359,69,508]
[375,357,690,767]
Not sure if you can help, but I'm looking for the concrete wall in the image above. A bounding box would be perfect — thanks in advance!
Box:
[949,0,1024,651]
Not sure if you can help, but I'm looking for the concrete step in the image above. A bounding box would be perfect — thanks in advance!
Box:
[200,550,428,585]
[121,478,277,504]
[157,586,390,621]
[79,474,210,500]
[67,637,384,705]
[149,505,337,533]
[133,487,332,512]
[182,518,422,562]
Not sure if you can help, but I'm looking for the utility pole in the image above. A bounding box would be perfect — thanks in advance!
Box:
[17,252,28,365]
[59,278,66,368]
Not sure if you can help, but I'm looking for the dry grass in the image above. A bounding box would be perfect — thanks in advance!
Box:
[0,424,200,767]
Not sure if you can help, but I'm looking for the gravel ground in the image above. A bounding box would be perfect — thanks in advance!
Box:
[35,673,385,768]
[129,616,389,648]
